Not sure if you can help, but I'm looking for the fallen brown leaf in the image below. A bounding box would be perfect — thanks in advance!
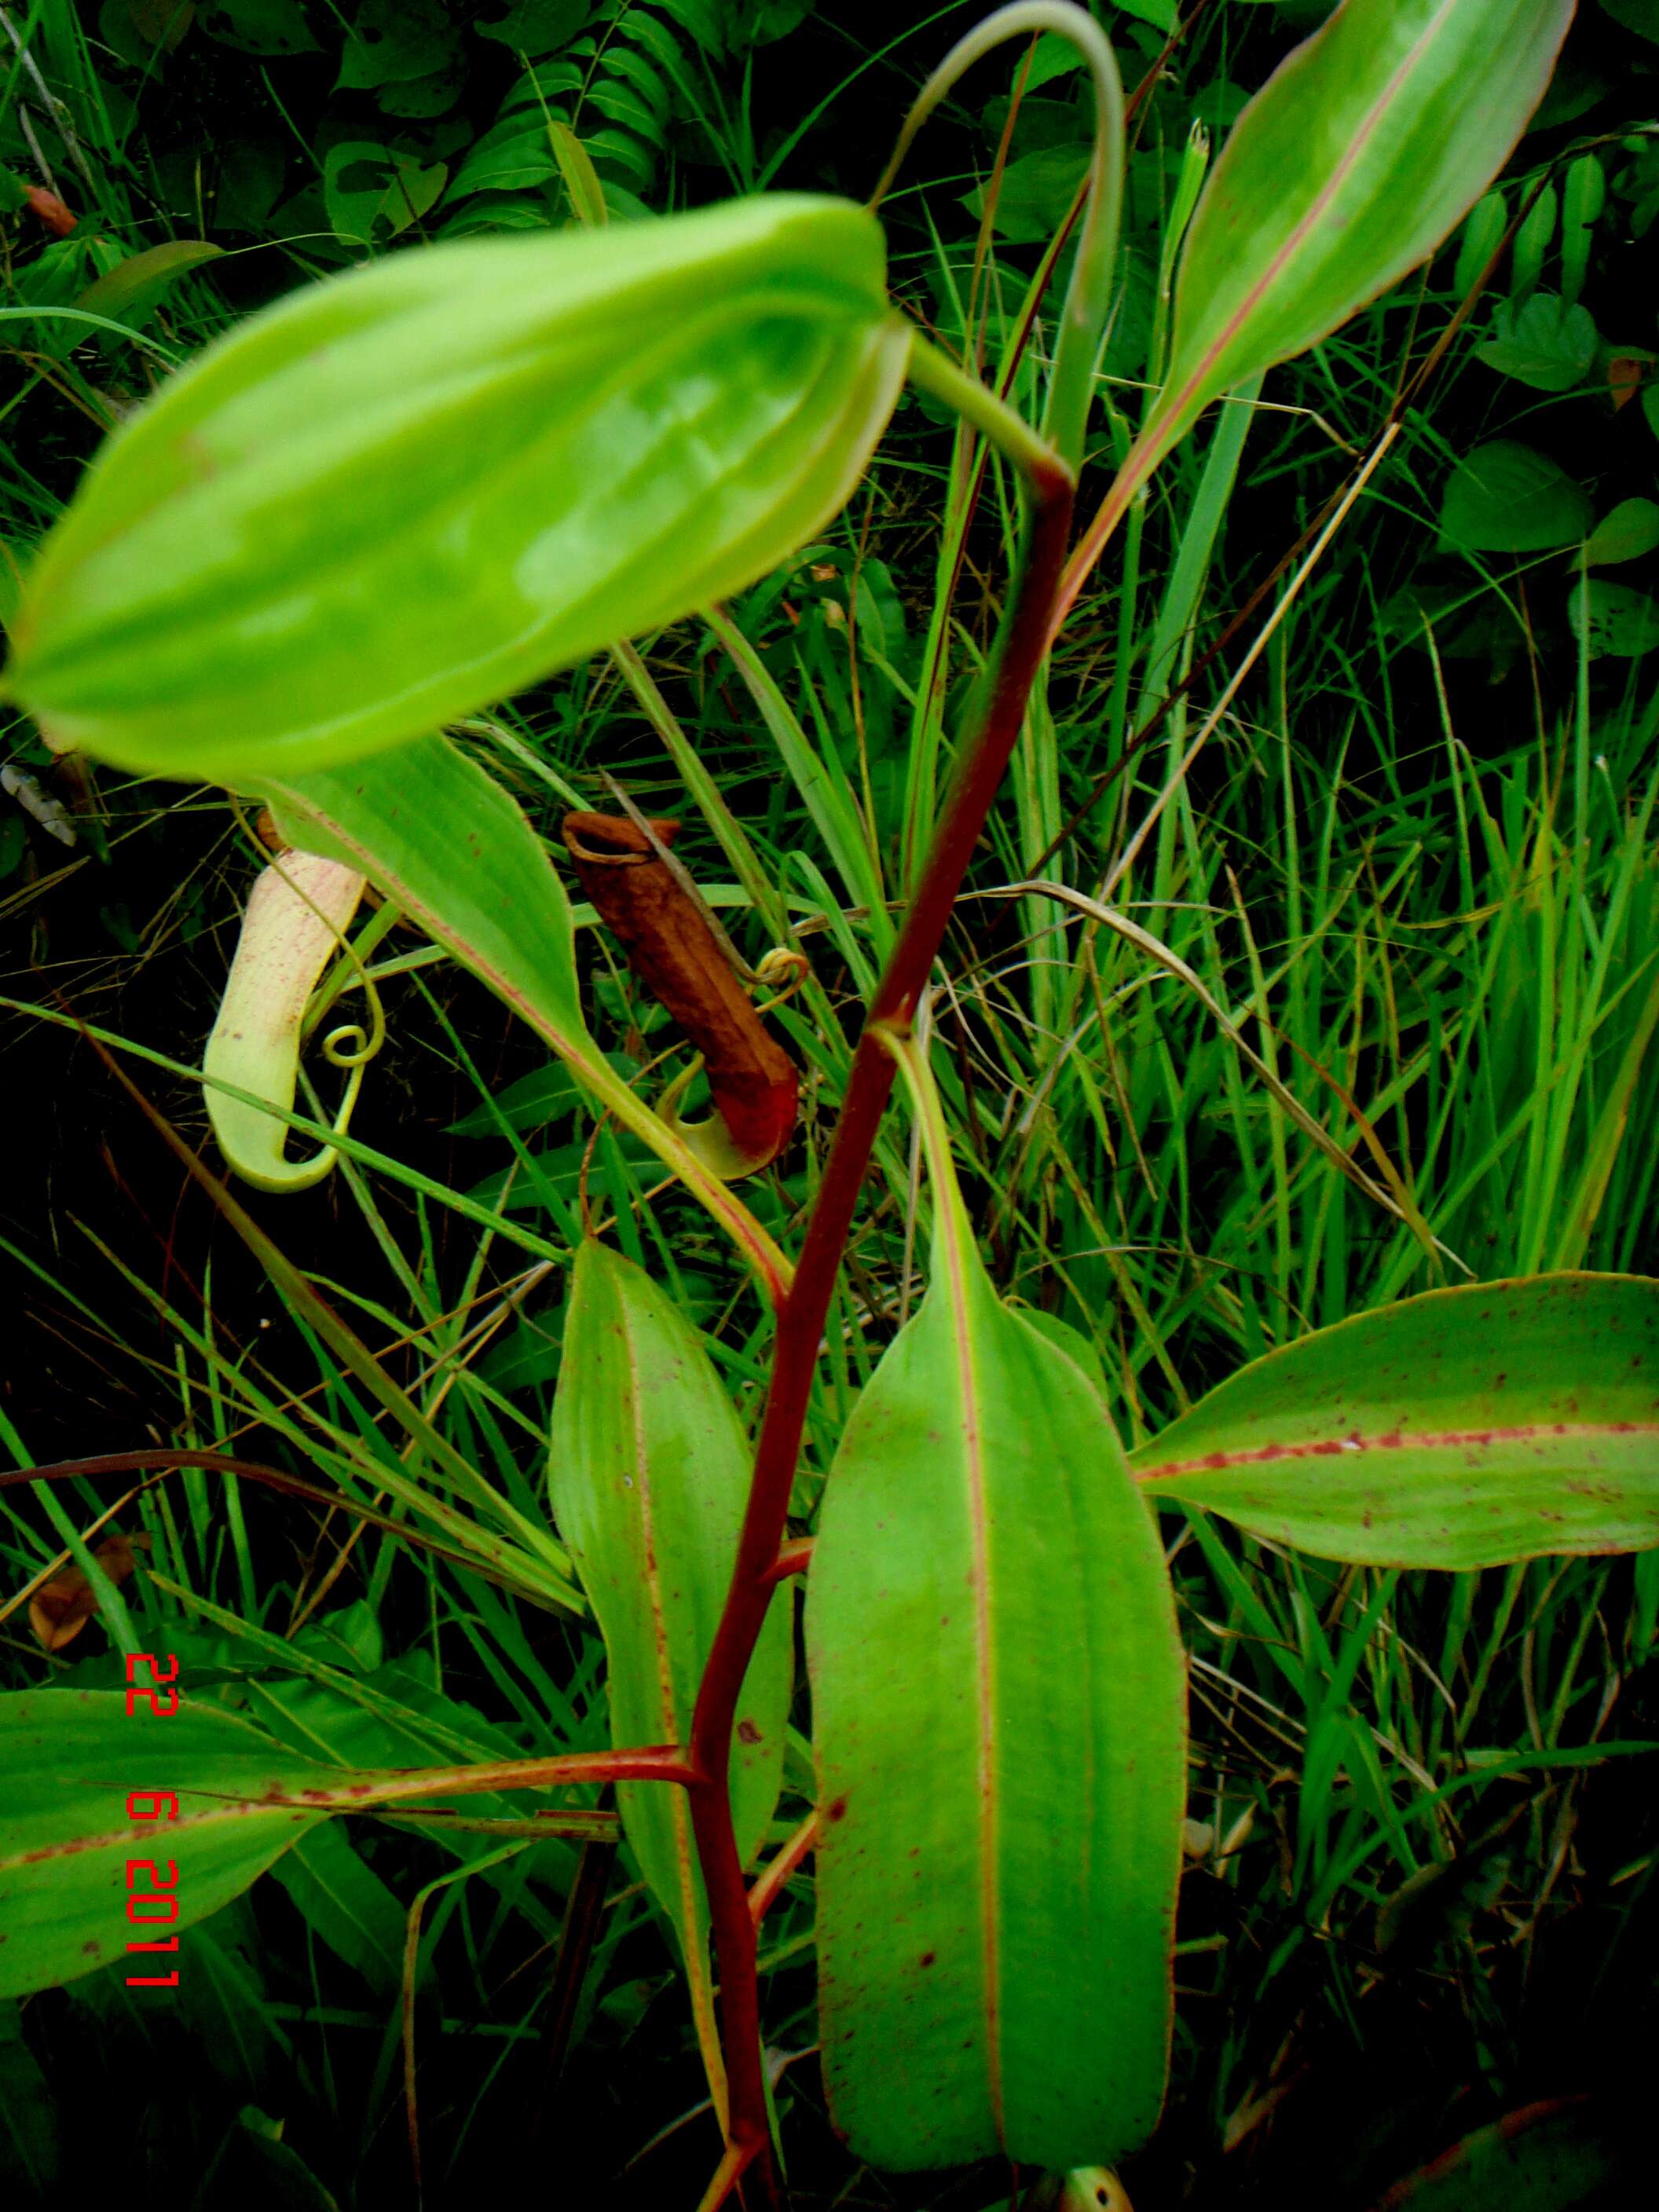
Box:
[28,1530,151,1651]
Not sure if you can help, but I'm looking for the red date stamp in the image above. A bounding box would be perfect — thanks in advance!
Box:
[123,1652,179,1989]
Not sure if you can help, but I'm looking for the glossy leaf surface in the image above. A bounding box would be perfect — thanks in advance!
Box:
[258,738,792,1304]
[6,196,909,780]
[549,1240,789,1959]
[808,1042,1186,2173]
[1130,1275,1659,1567]
[1145,0,1574,462]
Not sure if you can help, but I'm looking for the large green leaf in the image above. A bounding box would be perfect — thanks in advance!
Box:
[257,737,792,1303]
[549,1241,789,1882]
[1438,440,1592,554]
[807,1038,1186,2173]
[1130,1275,1659,1568]
[1476,291,1599,393]
[0,1690,337,1999]
[5,196,909,781]
[0,1685,650,2000]
[548,1241,789,2062]
[1143,0,1573,465]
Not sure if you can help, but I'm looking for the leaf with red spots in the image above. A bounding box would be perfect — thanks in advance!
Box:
[548,1240,790,2096]
[806,1033,1185,2172]
[1131,1274,1659,1568]
[0,1690,339,2000]
[0,1687,655,1999]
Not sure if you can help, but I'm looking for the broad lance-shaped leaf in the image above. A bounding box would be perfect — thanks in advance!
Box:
[257,736,793,1305]
[4,195,910,781]
[1130,1274,1659,1569]
[0,1690,339,1998]
[0,1687,657,1999]
[203,848,371,1192]
[808,1034,1187,2174]
[1139,0,1573,471]
[548,1242,789,2040]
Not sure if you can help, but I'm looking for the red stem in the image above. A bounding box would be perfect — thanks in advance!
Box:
[684,461,1075,2193]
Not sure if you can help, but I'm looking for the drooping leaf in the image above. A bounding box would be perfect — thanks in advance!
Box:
[808,1038,1186,2174]
[109,0,196,54]
[214,141,287,233]
[1438,441,1591,554]
[1560,151,1606,304]
[377,61,466,121]
[548,1241,789,2061]
[256,737,793,1302]
[75,241,225,330]
[1130,1275,1659,1569]
[192,2105,346,2210]
[5,196,909,784]
[448,1061,583,1136]
[548,120,609,228]
[1142,0,1574,465]
[1601,0,1659,44]
[203,848,369,1192]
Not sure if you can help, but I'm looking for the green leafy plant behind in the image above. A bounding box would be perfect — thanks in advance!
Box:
[550,1237,790,2100]
[8,4,1654,2206]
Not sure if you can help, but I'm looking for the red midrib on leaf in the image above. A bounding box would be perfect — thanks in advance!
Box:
[1138,1418,1658,1482]
[942,1243,1002,2145]
[1162,0,1462,433]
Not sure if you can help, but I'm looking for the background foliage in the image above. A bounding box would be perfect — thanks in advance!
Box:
[2,2,1657,2206]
